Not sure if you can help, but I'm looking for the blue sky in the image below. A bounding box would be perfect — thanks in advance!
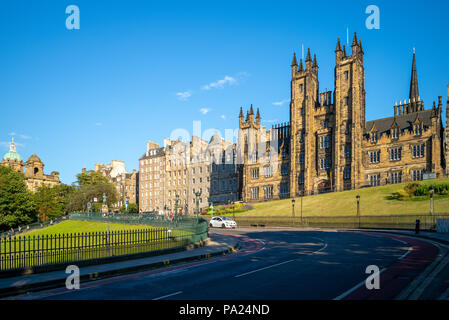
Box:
[1,0,448,185]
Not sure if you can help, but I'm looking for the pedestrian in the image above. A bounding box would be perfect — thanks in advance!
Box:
[415,219,420,234]
[18,226,21,233]
[26,225,30,232]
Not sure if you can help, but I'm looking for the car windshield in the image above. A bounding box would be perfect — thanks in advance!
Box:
[222,217,232,221]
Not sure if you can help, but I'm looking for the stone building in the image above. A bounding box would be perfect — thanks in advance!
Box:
[1,138,60,192]
[208,134,239,205]
[83,160,138,210]
[239,33,448,202]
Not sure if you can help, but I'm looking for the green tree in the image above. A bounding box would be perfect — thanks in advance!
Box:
[34,184,76,222]
[0,166,36,230]
[68,172,118,212]
[120,202,139,213]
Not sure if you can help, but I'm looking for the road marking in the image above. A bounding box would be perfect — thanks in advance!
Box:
[398,247,413,260]
[313,243,328,253]
[234,259,295,278]
[333,268,386,300]
[152,291,183,300]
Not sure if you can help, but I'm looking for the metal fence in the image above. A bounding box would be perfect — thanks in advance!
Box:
[0,213,208,272]
[232,214,449,231]
[0,216,68,238]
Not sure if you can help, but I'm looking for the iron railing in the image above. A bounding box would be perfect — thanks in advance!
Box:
[231,214,449,231]
[0,213,208,272]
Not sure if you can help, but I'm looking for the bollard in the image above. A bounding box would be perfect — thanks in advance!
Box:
[415,219,420,235]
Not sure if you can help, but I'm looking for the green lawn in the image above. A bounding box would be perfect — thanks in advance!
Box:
[24,220,154,237]
[237,178,449,217]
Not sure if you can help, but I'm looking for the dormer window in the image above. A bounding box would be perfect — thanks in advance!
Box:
[391,128,399,140]
[414,124,422,136]
[370,132,378,143]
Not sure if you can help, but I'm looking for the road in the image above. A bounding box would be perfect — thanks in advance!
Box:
[9,228,443,300]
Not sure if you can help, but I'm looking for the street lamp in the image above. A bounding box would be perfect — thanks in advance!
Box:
[194,190,202,224]
[300,191,303,223]
[292,199,296,218]
[356,195,361,228]
[429,185,434,215]
[174,193,179,219]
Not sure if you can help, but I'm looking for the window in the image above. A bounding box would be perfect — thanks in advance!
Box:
[320,136,330,149]
[369,151,380,163]
[323,121,329,129]
[414,124,422,136]
[391,128,399,139]
[280,183,289,198]
[345,146,351,158]
[371,132,378,143]
[320,157,331,169]
[391,172,402,184]
[344,167,351,180]
[264,186,273,199]
[299,153,305,165]
[281,164,289,176]
[344,71,349,80]
[412,169,424,181]
[390,147,402,161]
[299,84,303,93]
[345,97,349,106]
[250,187,259,200]
[264,166,273,177]
[299,173,304,184]
[251,168,259,179]
[369,175,380,186]
[345,122,351,135]
[412,144,425,158]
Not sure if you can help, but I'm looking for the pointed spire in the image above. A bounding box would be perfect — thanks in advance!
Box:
[306,48,311,62]
[313,54,318,68]
[352,32,358,46]
[299,59,304,72]
[239,106,243,118]
[336,37,342,52]
[249,104,254,115]
[342,45,347,57]
[291,52,297,66]
[409,51,419,101]
[256,108,260,120]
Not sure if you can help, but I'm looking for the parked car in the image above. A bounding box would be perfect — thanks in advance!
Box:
[209,216,237,229]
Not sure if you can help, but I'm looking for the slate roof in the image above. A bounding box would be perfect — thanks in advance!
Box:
[364,109,434,136]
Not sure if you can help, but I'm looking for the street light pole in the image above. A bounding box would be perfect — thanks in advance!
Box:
[194,190,202,224]
[356,195,361,228]
[292,199,296,218]
[429,185,434,215]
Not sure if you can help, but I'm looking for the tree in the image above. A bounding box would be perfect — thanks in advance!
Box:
[34,184,75,222]
[68,172,118,212]
[120,203,139,213]
[0,166,36,230]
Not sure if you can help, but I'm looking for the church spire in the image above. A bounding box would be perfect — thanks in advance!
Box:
[409,50,419,102]
[9,137,16,153]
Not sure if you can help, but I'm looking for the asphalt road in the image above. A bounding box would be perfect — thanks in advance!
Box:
[12,227,437,300]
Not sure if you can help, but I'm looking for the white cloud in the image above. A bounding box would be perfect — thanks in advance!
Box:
[272,99,290,106]
[19,134,31,139]
[263,119,279,124]
[0,141,25,149]
[176,91,192,101]
[200,108,211,115]
[202,76,236,90]
[95,122,102,126]
[220,115,226,120]
[8,132,16,136]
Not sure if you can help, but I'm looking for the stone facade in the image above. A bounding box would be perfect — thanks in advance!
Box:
[83,160,138,211]
[1,138,60,192]
[239,33,448,202]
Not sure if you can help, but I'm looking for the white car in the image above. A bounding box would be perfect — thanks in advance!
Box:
[209,216,237,229]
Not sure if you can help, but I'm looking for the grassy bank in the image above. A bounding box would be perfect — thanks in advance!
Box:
[237,178,449,217]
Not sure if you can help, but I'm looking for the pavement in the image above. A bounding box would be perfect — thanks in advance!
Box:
[0,233,240,298]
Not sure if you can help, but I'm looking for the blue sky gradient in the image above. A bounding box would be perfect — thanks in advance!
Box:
[1,0,448,184]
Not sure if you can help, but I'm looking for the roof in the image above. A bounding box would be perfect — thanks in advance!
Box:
[364,109,434,135]
[2,151,22,162]
[27,153,42,163]
[140,147,165,160]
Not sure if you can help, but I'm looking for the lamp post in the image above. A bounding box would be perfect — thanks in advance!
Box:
[429,185,434,215]
[356,195,361,228]
[194,190,202,224]
[292,199,296,218]
[300,191,303,223]
[174,193,179,219]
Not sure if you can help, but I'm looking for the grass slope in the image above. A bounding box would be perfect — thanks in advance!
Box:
[242,178,449,217]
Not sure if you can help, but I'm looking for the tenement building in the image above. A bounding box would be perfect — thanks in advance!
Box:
[1,138,60,192]
[82,160,138,210]
[239,32,448,202]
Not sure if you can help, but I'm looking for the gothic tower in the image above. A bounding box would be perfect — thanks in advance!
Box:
[290,48,320,196]
[334,32,366,191]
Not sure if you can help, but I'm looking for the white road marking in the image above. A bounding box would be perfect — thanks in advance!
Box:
[234,259,295,278]
[398,247,413,260]
[333,268,386,300]
[313,243,328,253]
[152,290,183,300]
